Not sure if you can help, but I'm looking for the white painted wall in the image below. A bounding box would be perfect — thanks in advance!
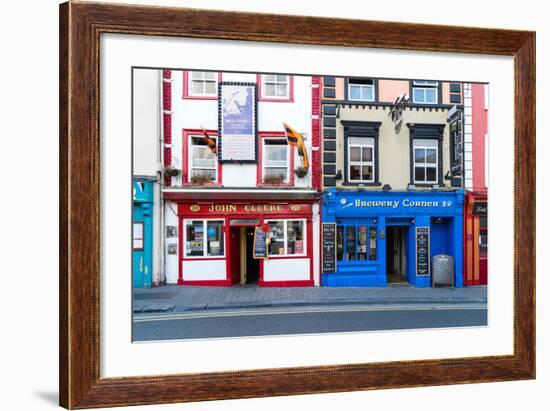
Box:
[263,258,311,282]
[169,70,314,188]
[132,69,161,177]
[182,259,227,281]
[164,201,179,284]
[312,203,321,286]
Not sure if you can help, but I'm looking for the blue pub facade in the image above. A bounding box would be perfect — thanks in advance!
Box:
[132,180,154,288]
[321,189,464,288]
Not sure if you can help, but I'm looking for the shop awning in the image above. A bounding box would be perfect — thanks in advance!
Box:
[163,188,319,201]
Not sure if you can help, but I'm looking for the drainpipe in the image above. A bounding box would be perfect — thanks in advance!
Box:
[157,69,165,285]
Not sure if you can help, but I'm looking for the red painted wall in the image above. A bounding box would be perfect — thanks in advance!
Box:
[311,76,321,191]
[471,84,488,191]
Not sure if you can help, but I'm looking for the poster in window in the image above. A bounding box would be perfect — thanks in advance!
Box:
[253,226,268,259]
[416,227,430,276]
[219,82,257,163]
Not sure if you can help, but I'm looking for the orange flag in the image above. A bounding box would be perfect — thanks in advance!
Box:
[283,123,309,169]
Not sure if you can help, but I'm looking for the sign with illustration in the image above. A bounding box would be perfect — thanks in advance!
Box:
[219,82,256,162]
[416,227,430,276]
[253,226,268,259]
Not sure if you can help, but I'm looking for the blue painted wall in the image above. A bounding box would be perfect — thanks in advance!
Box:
[133,181,154,288]
[322,189,464,288]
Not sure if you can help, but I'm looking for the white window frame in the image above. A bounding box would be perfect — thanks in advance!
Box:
[265,219,307,257]
[412,80,439,104]
[413,142,439,184]
[183,219,226,259]
[188,135,218,183]
[348,79,375,102]
[188,71,218,97]
[262,138,290,183]
[347,138,375,183]
[261,74,290,99]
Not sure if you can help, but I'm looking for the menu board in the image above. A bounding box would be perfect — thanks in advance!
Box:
[253,226,268,259]
[322,223,337,273]
[416,227,430,276]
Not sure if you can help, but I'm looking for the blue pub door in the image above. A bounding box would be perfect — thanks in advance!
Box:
[133,181,154,288]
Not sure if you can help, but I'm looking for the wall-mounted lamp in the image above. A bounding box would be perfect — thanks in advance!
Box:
[335,170,343,180]
[382,184,392,191]
[407,183,416,190]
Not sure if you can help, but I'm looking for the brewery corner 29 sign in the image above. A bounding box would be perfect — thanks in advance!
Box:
[219,82,257,163]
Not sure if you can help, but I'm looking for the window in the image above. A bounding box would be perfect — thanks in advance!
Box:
[449,83,462,104]
[189,136,217,183]
[188,71,218,97]
[348,78,375,101]
[261,74,290,99]
[133,222,144,250]
[348,137,375,183]
[266,219,306,256]
[184,220,225,258]
[263,138,289,183]
[413,139,438,184]
[336,224,377,261]
[412,81,438,104]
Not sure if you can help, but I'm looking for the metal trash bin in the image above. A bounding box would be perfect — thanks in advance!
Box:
[432,254,454,287]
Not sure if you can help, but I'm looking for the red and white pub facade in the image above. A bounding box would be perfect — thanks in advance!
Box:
[161,69,322,287]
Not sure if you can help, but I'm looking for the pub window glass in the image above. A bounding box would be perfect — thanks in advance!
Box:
[206,221,224,257]
[358,226,368,260]
[336,225,344,261]
[346,226,357,261]
[185,220,205,257]
[268,221,285,256]
[369,227,377,260]
[479,216,488,256]
[287,220,305,255]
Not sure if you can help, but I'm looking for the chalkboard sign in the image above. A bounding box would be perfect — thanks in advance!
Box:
[322,223,337,273]
[416,227,430,276]
[253,226,268,259]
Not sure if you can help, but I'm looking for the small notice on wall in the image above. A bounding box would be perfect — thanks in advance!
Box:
[416,227,430,276]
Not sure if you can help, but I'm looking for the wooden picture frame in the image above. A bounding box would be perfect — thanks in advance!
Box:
[59,1,535,408]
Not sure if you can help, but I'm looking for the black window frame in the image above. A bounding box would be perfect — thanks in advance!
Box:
[341,121,382,186]
[407,123,446,187]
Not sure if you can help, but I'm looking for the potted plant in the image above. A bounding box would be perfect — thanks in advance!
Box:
[263,174,286,185]
[191,174,213,185]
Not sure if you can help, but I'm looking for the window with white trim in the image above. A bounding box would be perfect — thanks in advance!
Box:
[347,137,375,183]
[348,78,375,101]
[413,139,438,184]
[262,138,289,183]
[266,219,306,256]
[261,74,290,98]
[133,222,144,250]
[184,220,225,257]
[189,136,217,182]
[412,81,438,104]
[188,71,218,96]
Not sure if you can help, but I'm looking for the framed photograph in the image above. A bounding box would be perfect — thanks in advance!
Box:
[59,1,535,409]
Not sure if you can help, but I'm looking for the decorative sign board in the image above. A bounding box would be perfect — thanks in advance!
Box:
[219,82,257,163]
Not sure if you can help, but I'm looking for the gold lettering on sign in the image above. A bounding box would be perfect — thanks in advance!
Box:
[208,204,237,212]
[190,205,200,212]
[290,205,301,211]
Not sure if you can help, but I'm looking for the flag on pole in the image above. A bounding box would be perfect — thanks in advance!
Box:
[283,123,309,169]
[200,127,217,154]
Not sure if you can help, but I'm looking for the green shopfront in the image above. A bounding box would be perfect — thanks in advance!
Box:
[321,188,464,287]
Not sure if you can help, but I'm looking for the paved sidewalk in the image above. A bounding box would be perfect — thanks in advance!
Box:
[133,284,487,313]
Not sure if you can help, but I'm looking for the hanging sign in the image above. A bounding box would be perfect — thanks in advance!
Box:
[219,82,257,163]
[253,226,268,259]
[416,227,430,276]
[322,223,337,273]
